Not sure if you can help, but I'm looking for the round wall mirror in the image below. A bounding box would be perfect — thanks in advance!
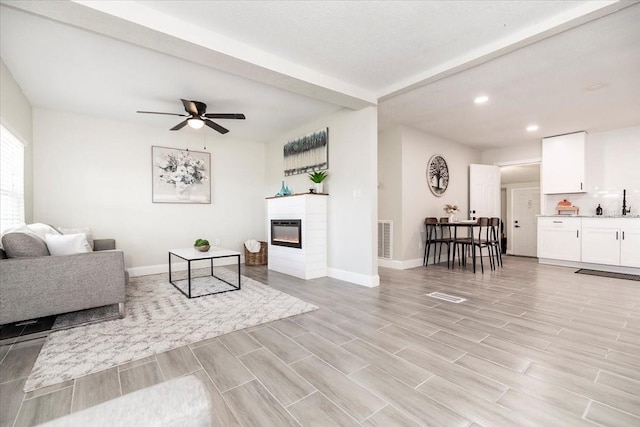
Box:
[427,154,449,196]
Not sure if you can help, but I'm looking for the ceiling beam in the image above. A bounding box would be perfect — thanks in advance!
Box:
[379,0,638,101]
[2,0,377,110]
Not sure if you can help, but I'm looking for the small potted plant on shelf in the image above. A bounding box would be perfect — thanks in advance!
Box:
[308,170,328,194]
[194,238,210,252]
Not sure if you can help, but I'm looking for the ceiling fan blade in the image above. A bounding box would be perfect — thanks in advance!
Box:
[170,120,189,131]
[204,119,229,134]
[203,113,246,120]
[181,99,199,116]
[137,111,188,117]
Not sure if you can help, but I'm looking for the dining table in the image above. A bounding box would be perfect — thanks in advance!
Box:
[439,219,482,273]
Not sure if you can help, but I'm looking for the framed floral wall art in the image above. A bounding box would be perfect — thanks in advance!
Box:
[152,146,211,204]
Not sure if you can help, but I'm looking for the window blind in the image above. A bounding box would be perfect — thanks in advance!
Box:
[1,125,25,233]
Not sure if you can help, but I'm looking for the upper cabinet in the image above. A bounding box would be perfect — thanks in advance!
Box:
[542,131,586,194]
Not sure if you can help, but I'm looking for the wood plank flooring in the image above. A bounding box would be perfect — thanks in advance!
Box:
[1,256,639,426]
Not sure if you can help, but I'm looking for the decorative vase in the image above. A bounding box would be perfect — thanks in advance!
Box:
[314,182,324,194]
[194,245,210,252]
[449,212,456,222]
[175,182,192,200]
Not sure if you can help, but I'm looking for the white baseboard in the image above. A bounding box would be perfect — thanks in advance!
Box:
[377,257,426,270]
[328,268,380,288]
[128,256,244,278]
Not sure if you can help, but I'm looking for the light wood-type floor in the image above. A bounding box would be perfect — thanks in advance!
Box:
[1,256,639,426]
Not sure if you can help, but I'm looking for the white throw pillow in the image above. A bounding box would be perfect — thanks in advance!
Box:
[45,233,92,256]
[58,226,94,250]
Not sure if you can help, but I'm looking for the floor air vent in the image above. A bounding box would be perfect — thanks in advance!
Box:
[427,292,466,303]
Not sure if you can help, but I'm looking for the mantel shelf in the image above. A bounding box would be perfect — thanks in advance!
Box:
[265,193,329,200]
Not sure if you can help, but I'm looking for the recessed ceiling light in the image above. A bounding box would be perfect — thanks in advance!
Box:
[587,83,605,91]
[474,95,489,104]
[526,124,539,132]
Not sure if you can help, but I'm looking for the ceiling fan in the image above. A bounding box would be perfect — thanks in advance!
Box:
[137,99,245,134]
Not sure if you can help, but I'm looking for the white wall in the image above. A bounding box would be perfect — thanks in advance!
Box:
[265,107,379,287]
[377,125,481,268]
[377,127,403,260]
[400,126,481,263]
[481,141,541,165]
[543,126,640,216]
[33,109,266,275]
[1,58,33,223]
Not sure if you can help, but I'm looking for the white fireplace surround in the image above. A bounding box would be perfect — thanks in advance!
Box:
[266,194,327,279]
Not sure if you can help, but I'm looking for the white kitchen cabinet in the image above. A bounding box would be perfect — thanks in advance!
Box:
[582,218,640,268]
[581,219,621,265]
[620,219,640,268]
[537,217,581,261]
[542,132,586,194]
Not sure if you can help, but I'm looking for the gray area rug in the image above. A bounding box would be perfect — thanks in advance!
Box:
[575,269,640,281]
[24,268,318,392]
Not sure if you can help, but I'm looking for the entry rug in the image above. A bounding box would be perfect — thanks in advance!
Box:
[24,268,318,392]
[575,269,640,281]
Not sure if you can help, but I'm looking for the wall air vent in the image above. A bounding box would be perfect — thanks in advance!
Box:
[377,220,393,259]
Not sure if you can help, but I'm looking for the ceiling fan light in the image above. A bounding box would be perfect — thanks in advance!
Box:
[187,118,204,129]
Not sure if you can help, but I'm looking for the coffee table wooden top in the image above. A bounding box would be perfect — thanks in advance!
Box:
[169,247,241,261]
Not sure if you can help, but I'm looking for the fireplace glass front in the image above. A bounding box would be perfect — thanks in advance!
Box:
[271,219,302,249]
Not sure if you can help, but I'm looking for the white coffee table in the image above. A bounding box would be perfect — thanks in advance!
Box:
[168,247,241,298]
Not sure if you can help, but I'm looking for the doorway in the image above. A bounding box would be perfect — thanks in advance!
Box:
[499,163,541,256]
[512,187,540,256]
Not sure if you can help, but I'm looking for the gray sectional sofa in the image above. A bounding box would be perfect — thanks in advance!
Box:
[0,232,127,325]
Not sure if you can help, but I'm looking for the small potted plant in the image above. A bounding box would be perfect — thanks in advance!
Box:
[194,238,210,252]
[444,203,459,222]
[308,170,328,194]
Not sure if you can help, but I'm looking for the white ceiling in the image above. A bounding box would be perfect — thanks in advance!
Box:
[1,0,639,146]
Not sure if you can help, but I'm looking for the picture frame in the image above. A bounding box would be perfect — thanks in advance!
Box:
[427,154,449,197]
[152,146,211,204]
[284,127,328,176]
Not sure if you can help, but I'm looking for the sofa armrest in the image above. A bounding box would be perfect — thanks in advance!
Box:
[0,250,126,325]
[94,239,116,251]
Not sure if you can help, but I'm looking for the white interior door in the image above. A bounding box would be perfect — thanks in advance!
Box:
[512,188,540,257]
[469,164,501,220]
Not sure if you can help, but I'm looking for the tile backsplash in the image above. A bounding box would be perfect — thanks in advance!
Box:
[546,187,639,216]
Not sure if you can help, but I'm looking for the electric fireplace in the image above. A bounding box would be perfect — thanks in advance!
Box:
[270,219,302,249]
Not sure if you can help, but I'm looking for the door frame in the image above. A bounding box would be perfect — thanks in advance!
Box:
[510,186,540,256]
[496,158,541,255]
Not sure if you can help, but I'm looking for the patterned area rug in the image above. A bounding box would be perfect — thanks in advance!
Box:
[575,269,640,281]
[24,268,318,392]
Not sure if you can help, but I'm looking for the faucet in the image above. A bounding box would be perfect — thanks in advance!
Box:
[622,189,631,216]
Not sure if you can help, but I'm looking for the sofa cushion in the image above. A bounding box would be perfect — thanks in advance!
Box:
[1,232,50,258]
[45,233,92,256]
